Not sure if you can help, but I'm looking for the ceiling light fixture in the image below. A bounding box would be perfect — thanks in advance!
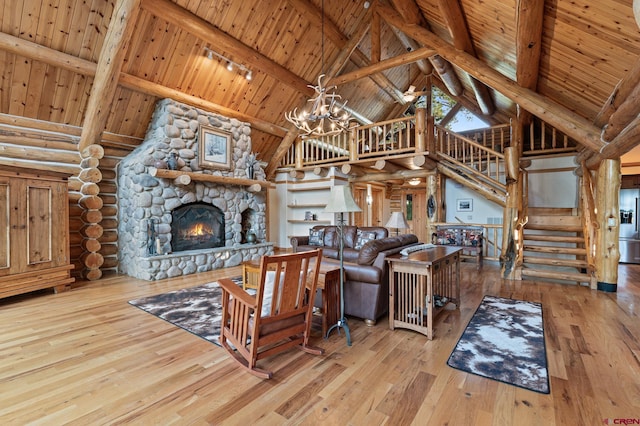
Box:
[203,47,252,81]
[285,0,351,137]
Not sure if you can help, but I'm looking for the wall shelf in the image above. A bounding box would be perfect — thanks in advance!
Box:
[287,186,331,192]
[287,219,331,224]
[287,203,327,208]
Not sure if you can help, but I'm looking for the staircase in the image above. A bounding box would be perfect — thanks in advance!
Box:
[519,208,595,287]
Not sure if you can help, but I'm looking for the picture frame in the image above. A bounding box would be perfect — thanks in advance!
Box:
[198,125,232,170]
[456,198,473,212]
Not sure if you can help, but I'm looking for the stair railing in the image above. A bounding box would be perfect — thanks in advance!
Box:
[435,124,506,190]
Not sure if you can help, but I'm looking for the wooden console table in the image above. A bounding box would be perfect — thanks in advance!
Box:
[387,246,461,340]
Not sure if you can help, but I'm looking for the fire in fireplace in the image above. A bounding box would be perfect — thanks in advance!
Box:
[171,203,224,252]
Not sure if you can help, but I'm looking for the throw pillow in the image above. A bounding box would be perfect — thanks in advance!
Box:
[309,228,324,246]
[354,230,378,250]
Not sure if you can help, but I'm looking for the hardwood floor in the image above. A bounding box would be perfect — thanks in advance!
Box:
[1,261,639,425]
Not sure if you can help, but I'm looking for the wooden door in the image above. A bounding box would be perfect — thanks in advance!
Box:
[404,189,428,242]
[352,187,366,227]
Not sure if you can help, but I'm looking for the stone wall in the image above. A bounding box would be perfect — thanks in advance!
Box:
[117,98,272,281]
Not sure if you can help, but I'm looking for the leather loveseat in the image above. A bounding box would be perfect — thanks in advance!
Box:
[290,225,419,325]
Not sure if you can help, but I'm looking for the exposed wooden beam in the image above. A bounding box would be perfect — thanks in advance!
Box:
[515,0,545,126]
[601,82,640,142]
[0,32,287,138]
[265,130,298,179]
[595,58,640,128]
[142,0,312,96]
[437,0,495,115]
[78,0,141,152]
[329,47,436,86]
[371,8,381,63]
[377,3,605,153]
[586,113,640,169]
[389,0,463,97]
[349,168,432,183]
[515,0,544,90]
[389,27,433,76]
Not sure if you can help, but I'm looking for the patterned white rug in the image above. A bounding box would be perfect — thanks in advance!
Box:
[447,295,550,394]
[128,277,243,346]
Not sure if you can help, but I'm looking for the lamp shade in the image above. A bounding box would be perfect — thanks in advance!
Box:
[385,211,409,230]
[324,186,362,213]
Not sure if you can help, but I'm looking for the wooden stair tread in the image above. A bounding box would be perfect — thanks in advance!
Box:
[523,245,586,255]
[523,234,584,243]
[520,267,592,284]
[524,223,582,232]
[523,255,589,268]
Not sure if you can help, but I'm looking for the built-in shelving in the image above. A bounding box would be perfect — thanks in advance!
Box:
[286,184,334,237]
[287,219,331,224]
[287,203,327,208]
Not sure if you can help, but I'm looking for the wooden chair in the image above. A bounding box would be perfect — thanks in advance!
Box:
[218,249,324,379]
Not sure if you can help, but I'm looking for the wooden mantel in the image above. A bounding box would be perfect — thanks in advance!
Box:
[149,168,273,192]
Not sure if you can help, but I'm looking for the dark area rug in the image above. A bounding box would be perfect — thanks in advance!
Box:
[128,277,243,346]
[447,295,550,394]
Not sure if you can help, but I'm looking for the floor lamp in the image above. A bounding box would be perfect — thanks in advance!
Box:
[324,185,361,346]
[385,211,409,236]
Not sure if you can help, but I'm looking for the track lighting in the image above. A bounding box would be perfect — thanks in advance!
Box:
[203,47,252,82]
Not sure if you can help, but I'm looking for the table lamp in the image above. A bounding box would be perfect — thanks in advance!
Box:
[385,211,410,236]
[324,185,361,346]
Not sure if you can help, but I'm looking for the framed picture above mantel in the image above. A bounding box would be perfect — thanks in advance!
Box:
[198,125,231,170]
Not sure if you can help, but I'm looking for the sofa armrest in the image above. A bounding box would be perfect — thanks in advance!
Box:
[370,234,420,270]
[290,236,309,252]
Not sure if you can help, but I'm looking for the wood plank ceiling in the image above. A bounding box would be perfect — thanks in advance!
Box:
[0,0,639,172]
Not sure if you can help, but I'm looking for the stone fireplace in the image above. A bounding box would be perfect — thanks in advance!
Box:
[117,99,273,281]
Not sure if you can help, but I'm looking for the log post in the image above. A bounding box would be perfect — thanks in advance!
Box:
[595,159,620,292]
[78,144,104,280]
[349,127,358,162]
[501,114,524,280]
[415,107,426,152]
[500,146,521,280]
[294,138,304,169]
[425,172,439,240]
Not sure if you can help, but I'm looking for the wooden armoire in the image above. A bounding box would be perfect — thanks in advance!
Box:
[0,166,74,298]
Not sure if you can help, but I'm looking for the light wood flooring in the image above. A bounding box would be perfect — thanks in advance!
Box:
[1,261,639,425]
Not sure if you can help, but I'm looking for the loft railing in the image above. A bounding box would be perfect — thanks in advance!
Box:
[354,116,415,159]
[279,114,577,170]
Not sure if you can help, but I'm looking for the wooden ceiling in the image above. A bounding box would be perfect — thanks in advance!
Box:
[1,0,639,172]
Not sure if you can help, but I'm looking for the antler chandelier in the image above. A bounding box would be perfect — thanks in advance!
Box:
[285,74,350,137]
[285,0,351,137]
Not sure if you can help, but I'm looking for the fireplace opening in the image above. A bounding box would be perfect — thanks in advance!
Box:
[171,203,224,252]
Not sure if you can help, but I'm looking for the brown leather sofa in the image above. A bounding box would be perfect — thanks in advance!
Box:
[290,225,419,325]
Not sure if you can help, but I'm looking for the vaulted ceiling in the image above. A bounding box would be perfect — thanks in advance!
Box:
[1,0,639,173]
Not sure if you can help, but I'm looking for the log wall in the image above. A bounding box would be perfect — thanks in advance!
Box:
[0,113,141,279]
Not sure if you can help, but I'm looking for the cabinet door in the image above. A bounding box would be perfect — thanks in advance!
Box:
[25,179,69,270]
[0,178,8,271]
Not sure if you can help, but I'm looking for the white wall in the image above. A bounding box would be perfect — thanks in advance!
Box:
[526,155,578,208]
[443,154,579,223]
